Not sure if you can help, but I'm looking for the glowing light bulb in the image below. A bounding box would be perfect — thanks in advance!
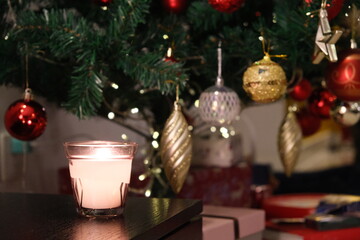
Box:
[131,108,139,114]
[145,189,151,197]
[108,112,115,119]
[152,140,159,149]
[152,131,159,139]
[111,83,119,89]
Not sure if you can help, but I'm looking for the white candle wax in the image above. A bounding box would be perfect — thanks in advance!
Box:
[69,158,132,209]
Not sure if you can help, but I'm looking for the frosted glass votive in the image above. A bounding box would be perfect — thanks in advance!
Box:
[63,141,137,218]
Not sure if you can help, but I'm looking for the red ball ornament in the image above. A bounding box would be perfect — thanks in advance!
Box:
[208,0,245,14]
[326,0,344,20]
[164,56,177,62]
[326,49,360,102]
[304,0,343,20]
[296,108,321,137]
[94,0,112,6]
[304,0,312,7]
[308,88,337,119]
[4,98,47,141]
[162,0,189,14]
[289,78,312,101]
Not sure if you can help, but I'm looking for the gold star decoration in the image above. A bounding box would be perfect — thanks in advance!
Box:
[312,7,343,64]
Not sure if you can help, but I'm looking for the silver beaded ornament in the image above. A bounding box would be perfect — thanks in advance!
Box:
[330,100,360,126]
[199,42,241,123]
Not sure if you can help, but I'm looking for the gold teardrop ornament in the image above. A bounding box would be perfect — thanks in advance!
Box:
[278,109,302,177]
[160,102,192,193]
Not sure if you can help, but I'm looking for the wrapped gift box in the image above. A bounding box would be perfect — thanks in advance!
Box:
[264,221,360,240]
[178,165,252,207]
[202,217,234,240]
[202,205,265,240]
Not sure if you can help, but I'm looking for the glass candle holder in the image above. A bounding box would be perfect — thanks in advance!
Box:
[63,141,137,218]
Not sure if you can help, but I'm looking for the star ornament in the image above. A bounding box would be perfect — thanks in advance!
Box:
[312,8,343,64]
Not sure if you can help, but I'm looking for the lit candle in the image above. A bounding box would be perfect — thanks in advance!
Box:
[64,141,137,217]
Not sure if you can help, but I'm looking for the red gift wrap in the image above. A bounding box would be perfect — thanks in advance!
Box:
[178,164,252,207]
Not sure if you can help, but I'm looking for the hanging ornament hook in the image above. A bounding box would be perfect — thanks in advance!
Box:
[25,43,29,90]
[260,35,269,58]
[321,0,327,9]
[165,80,181,111]
[174,84,180,111]
[216,40,224,86]
[6,0,17,26]
[24,88,32,101]
[24,43,32,101]
[176,84,179,103]
[287,68,304,92]
[260,35,287,60]
[350,4,358,49]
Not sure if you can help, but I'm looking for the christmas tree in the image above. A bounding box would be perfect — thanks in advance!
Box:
[2,0,360,195]
[1,0,350,118]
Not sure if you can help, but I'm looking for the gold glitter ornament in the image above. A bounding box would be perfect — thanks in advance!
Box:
[160,98,192,194]
[278,107,302,177]
[243,55,287,103]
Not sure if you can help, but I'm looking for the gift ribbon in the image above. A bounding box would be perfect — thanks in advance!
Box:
[201,214,240,240]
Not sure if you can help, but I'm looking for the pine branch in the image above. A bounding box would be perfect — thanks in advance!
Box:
[187,1,233,32]
[106,0,150,40]
[5,1,158,118]
[64,50,103,118]
[120,52,188,94]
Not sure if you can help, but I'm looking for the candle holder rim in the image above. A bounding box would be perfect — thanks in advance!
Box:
[63,140,138,147]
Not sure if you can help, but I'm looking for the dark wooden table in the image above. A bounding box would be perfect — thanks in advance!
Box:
[0,193,202,240]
